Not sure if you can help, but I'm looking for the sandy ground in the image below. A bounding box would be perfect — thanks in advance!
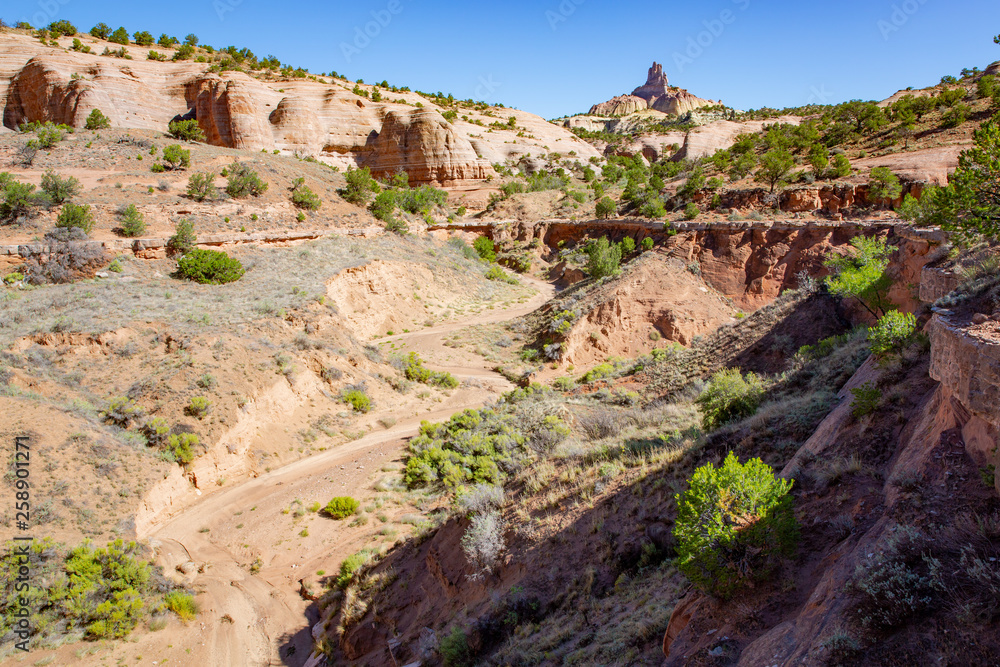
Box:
[28,274,554,667]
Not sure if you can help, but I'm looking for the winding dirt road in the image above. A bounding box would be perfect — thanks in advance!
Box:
[91,274,555,667]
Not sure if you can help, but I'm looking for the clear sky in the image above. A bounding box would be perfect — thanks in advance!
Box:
[6,0,1000,118]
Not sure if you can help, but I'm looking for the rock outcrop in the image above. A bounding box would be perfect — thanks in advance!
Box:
[589,61,717,117]
[0,33,597,184]
[362,109,494,185]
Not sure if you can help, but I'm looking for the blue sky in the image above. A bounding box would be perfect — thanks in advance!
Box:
[6,0,1000,118]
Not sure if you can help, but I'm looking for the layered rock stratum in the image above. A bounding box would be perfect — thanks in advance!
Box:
[0,32,599,185]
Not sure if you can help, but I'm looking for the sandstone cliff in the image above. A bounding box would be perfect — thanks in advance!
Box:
[0,32,598,185]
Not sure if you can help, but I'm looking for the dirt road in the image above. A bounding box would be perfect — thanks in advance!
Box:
[84,273,554,667]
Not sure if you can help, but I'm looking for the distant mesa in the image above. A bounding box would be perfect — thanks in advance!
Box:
[589,61,718,117]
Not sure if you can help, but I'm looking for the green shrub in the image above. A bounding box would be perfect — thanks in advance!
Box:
[56,203,95,234]
[177,248,245,284]
[867,166,901,203]
[370,190,397,222]
[334,549,374,588]
[850,381,881,418]
[485,265,518,284]
[141,416,170,447]
[46,19,77,37]
[40,170,81,204]
[620,236,636,255]
[324,496,359,519]
[696,367,766,431]
[473,236,496,262]
[1,176,41,222]
[168,119,205,142]
[102,396,145,427]
[684,202,700,220]
[133,30,154,46]
[225,162,268,198]
[168,219,196,255]
[108,26,129,45]
[150,163,166,173]
[868,310,916,358]
[166,433,198,464]
[585,236,622,278]
[342,389,371,413]
[185,396,211,418]
[118,204,146,237]
[290,177,322,210]
[831,153,852,178]
[595,196,616,219]
[186,172,217,202]
[385,218,409,234]
[338,166,379,205]
[85,108,111,130]
[33,122,65,148]
[674,452,799,599]
[403,352,460,388]
[641,237,654,251]
[440,625,472,666]
[160,144,190,171]
[824,236,896,318]
[164,591,198,621]
[90,23,111,39]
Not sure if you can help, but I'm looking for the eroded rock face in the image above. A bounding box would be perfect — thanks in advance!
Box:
[0,34,596,185]
[589,61,716,117]
[363,109,494,185]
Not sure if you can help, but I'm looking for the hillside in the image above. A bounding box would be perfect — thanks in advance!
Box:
[1,16,1000,667]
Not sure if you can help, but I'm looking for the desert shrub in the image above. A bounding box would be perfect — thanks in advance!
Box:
[164,591,198,621]
[404,387,567,489]
[225,162,268,198]
[40,170,81,204]
[594,197,617,219]
[683,202,700,220]
[290,177,322,210]
[485,265,517,284]
[850,381,881,418]
[160,144,190,171]
[696,368,767,431]
[585,236,622,278]
[186,172,217,201]
[46,19,76,37]
[474,236,496,262]
[176,248,245,284]
[457,484,505,515]
[166,433,198,464]
[324,496,359,519]
[132,30,154,46]
[117,204,146,237]
[1,176,42,222]
[338,166,379,205]
[102,396,145,427]
[674,452,799,599]
[867,166,901,203]
[85,108,111,130]
[396,184,446,213]
[868,310,916,358]
[620,236,636,255]
[440,626,472,667]
[185,396,211,418]
[342,389,371,413]
[140,417,170,447]
[847,527,941,631]
[167,219,196,255]
[55,203,95,235]
[168,119,205,142]
[641,236,654,251]
[462,510,505,578]
[824,236,896,318]
[385,218,409,234]
[403,352,459,388]
[334,549,375,588]
[370,190,397,222]
[108,26,129,45]
[831,153,852,178]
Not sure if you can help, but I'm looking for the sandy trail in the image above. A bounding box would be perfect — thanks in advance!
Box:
[115,273,555,667]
